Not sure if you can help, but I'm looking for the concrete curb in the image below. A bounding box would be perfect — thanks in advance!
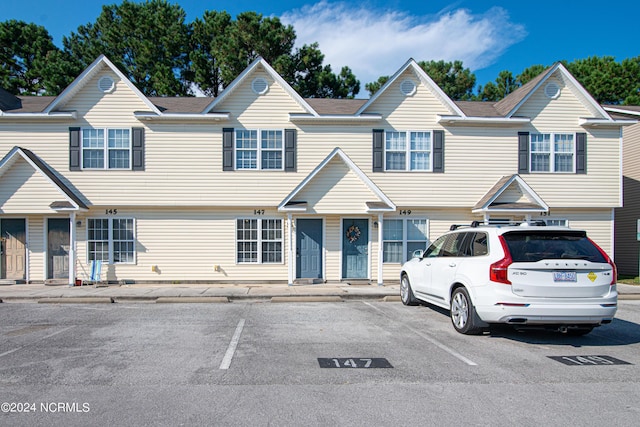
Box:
[271,296,343,303]
[37,297,113,304]
[156,296,229,303]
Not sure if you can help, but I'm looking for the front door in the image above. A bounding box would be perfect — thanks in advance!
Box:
[342,219,369,279]
[296,219,323,279]
[48,218,70,280]
[1,219,26,280]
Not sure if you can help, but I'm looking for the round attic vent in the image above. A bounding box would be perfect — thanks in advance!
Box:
[544,82,560,99]
[252,77,269,95]
[400,79,416,96]
[98,76,115,93]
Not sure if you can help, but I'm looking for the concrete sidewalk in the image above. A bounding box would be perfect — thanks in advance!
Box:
[0,282,401,303]
[0,281,638,304]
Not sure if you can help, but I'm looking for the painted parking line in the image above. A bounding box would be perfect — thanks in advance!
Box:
[219,319,245,370]
[362,302,478,366]
[0,326,75,358]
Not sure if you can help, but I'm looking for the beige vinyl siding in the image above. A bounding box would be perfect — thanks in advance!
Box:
[74,207,289,283]
[295,156,379,214]
[615,121,640,275]
[513,74,620,207]
[26,216,44,282]
[324,216,341,281]
[0,159,66,213]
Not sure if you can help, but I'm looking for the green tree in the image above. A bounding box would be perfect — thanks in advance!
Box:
[365,60,475,100]
[190,10,233,96]
[476,70,519,101]
[190,16,359,98]
[516,64,547,86]
[365,76,390,96]
[418,60,476,100]
[63,0,190,96]
[566,56,635,105]
[0,20,70,95]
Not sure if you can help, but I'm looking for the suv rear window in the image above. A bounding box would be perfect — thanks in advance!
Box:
[501,230,607,263]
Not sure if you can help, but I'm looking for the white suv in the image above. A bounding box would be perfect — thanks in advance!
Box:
[400,222,617,335]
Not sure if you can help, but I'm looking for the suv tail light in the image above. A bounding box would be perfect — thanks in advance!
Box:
[490,235,512,285]
[588,238,617,286]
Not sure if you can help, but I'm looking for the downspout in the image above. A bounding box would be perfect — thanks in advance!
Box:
[69,212,76,286]
[287,213,293,286]
[377,213,384,286]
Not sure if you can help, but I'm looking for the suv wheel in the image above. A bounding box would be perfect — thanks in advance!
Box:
[400,274,418,306]
[450,287,483,335]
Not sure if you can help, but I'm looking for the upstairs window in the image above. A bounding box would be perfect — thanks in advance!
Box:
[235,129,283,170]
[385,131,432,171]
[530,133,575,173]
[82,128,131,169]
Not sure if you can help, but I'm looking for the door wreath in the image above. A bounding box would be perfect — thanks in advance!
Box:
[346,225,361,243]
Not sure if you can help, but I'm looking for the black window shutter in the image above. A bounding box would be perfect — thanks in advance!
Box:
[576,132,587,174]
[372,129,384,172]
[223,128,234,171]
[69,127,81,171]
[433,130,445,173]
[132,127,145,171]
[518,132,530,174]
[284,129,297,171]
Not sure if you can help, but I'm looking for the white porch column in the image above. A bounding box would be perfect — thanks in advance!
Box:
[287,213,293,286]
[69,212,76,286]
[377,213,384,286]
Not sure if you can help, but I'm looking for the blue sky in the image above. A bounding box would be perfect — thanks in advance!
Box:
[4,0,639,93]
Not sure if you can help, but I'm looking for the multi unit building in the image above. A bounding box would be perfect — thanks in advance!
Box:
[0,55,634,285]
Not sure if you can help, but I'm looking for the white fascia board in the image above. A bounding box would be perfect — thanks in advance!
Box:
[578,117,638,127]
[45,55,161,115]
[437,115,530,125]
[0,112,77,119]
[204,57,318,117]
[135,112,230,121]
[472,207,547,214]
[357,59,465,117]
[3,148,82,210]
[278,147,396,211]
[604,106,640,117]
[479,175,548,212]
[289,113,382,123]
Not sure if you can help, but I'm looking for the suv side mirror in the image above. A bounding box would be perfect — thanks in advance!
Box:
[412,249,424,259]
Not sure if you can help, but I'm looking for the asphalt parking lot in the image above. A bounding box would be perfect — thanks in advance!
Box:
[2,300,640,426]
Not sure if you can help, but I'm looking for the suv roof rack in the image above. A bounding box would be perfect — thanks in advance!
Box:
[449,220,547,231]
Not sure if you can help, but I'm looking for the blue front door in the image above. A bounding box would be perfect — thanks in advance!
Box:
[342,219,368,279]
[297,219,323,279]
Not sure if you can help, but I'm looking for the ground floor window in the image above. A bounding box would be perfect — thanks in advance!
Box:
[543,218,568,227]
[237,218,283,263]
[88,218,135,263]
[383,218,428,263]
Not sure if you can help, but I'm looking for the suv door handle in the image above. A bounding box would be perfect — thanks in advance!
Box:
[449,262,457,267]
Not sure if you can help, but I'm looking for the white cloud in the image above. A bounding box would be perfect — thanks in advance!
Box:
[281,1,526,86]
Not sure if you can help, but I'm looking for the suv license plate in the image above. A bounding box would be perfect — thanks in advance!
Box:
[553,271,577,282]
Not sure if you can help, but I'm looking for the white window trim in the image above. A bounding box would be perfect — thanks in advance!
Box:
[382,217,429,263]
[86,217,136,264]
[529,132,576,173]
[236,218,285,264]
[235,129,285,171]
[384,130,433,172]
[541,217,569,227]
[81,128,133,170]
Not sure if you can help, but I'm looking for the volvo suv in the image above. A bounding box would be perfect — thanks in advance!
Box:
[400,222,617,335]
